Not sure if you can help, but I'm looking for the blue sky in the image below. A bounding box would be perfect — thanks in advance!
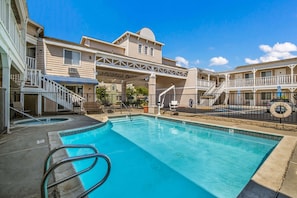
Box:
[27,0,297,72]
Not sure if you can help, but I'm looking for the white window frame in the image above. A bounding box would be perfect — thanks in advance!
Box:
[144,46,148,55]
[261,70,272,78]
[63,49,81,66]
[138,44,142,54]
[150,47,154,56]
[244,73,253,79]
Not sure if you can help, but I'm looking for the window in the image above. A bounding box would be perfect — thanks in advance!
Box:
[261,92,272,100]
[144,46,148,55]
[245,93,253,100]
[244,73,253,79]
[138,44,142,53]
[150,47,154,56]
[64,49,80,65]
[261,71,272,77]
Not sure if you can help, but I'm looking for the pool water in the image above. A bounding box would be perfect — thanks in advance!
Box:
[60,115,279,198]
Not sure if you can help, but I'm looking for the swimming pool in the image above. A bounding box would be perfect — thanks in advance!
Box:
[60,115,280,198]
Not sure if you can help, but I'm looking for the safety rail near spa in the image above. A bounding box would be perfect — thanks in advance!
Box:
[41,144,111,198]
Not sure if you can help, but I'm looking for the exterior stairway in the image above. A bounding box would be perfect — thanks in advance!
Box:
[13,69,85,111]
[200,81,226,106]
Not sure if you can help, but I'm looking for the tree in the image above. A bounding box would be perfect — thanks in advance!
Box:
[135,86,148,96]
[96,86,109,104]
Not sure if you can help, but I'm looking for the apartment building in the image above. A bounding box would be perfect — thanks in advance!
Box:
[1,0,297,133]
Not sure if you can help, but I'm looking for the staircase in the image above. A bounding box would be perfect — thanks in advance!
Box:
[12,69,85,111]
[200,81,226,106]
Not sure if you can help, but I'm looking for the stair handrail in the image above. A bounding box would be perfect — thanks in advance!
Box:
[120,101,132,120]
[26,69,86,110]
[10,106,43,122]
[41,144,111,198]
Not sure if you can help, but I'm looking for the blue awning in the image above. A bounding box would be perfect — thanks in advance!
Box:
[45,75,98,85]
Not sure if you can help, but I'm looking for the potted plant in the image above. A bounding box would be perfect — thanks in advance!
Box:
[142,101,148,113]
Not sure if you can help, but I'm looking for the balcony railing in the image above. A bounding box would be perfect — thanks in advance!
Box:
[0,0,26,62]
[26,56,36,69]
[197,79,216,88]
[227,74,297,88]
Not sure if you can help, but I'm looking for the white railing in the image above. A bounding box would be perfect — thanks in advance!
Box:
[0,1,26,62]
[228,74,295,88]
[200,81,226,106]
[197,79,216,88]
[26,57,36,69]
[25,69,86,110]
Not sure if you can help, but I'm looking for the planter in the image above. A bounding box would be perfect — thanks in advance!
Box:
[143,106,148,113]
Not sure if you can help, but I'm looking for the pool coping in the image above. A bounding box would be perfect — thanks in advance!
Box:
[47,119,108,198]
[11,116,73,128]
[49,114,297,197]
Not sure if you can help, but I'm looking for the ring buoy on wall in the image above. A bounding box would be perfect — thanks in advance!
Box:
[270,102,292,118]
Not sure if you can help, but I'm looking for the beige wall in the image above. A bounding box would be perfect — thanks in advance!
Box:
[127,36,162,64]
[45,44,95,79]
[36,39,45,72]
[162,58,176,66]
[83,84,96,102]
[89,40,125,55]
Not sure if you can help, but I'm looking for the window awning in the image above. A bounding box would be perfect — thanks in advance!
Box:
[45,75,98,85]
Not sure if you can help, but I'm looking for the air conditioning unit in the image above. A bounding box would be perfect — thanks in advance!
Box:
[68,67,77,74]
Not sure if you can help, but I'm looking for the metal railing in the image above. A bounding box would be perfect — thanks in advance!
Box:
[121,101,132,120]
[41,144,111,198]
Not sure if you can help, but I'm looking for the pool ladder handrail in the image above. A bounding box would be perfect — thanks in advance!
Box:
[41,144,111,198]
[120,101,132,121]
[10,106,43,122]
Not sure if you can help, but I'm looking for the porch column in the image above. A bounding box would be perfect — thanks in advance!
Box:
[1,53,11,133]
[148,73,156,114]
[289,88,296,105]
[224,91,229,105]
[253,90,256,106]
[37,93,42,116]
[224,73,229,88]
[290,65,295,84]
[121,81,127,103]
[252,68,256,88]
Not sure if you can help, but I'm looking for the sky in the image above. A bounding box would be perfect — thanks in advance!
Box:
[27,0,297,72]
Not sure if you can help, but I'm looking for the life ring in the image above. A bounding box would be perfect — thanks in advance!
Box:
[270,102,292,118]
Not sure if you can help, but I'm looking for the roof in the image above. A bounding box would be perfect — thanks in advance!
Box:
[45,75,98,85]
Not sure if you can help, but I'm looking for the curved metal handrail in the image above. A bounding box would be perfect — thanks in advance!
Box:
[43,144,98,174]
[41,145,111,198]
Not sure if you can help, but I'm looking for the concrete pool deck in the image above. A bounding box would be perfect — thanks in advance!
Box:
[0,111,297,197]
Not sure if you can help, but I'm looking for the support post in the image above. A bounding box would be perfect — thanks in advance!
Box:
[148,73,156,114]
[1,53,11,133]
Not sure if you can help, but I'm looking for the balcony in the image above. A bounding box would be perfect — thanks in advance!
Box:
[26,56,36,69]
[0,0,26,65]
[227,74,297,89]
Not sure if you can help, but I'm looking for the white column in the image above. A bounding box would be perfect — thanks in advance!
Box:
[290,65,295,84]
[121,81,126,103]
[1,53,11,133]
[252,68,256,88]
[148,73,156,114]
[253,90,256,106]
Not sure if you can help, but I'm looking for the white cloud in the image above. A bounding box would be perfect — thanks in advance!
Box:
[194,59,200,65]
[245,58,260,64]
[175,56,189,67]
[245,42,297,64]
[209,56,229,66]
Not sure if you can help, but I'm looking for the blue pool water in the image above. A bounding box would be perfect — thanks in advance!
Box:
[60,115,280,198]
